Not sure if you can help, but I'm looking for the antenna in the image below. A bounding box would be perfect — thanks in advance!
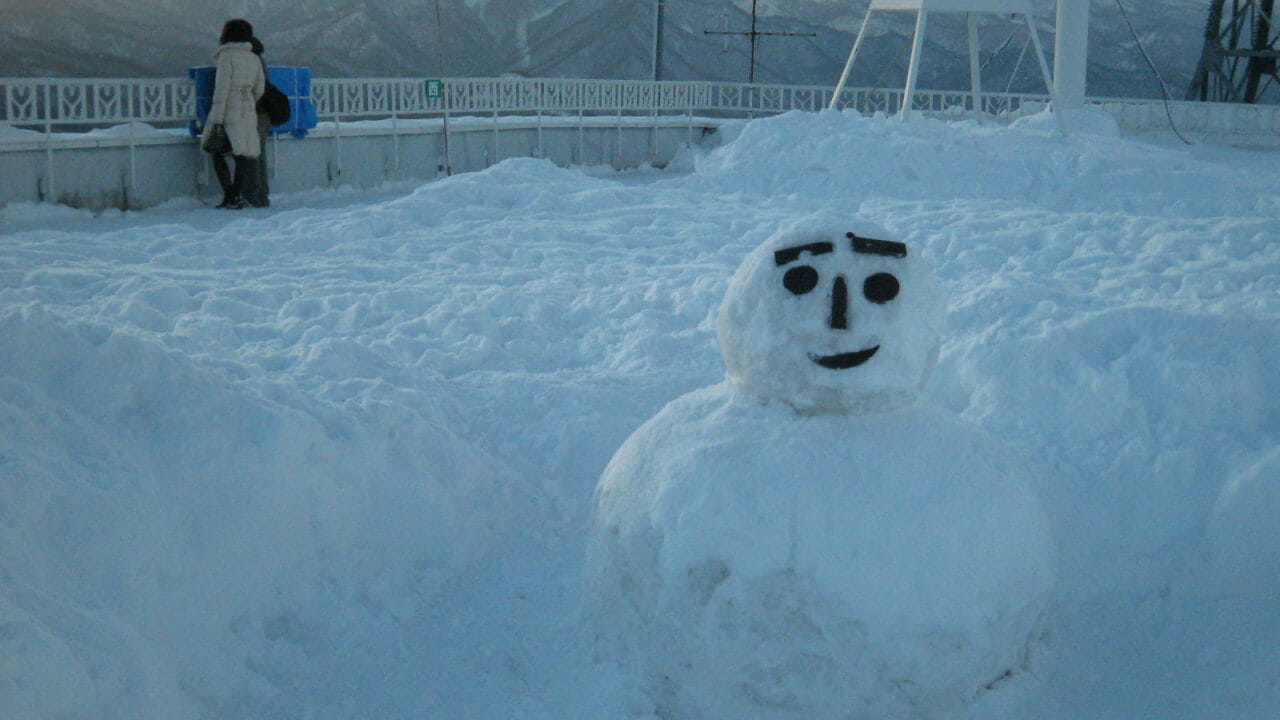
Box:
[704,0,816,83]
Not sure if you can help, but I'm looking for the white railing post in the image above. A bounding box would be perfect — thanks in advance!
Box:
[127,83,138,198]
[577,100,585,165]
[492,107,499,167]
[537,107,544,158]
[391,81,400,173]
[334,114,343,182]
[44,83,56,201]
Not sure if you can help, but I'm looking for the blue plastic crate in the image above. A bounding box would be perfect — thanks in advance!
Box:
[189,65,316,138]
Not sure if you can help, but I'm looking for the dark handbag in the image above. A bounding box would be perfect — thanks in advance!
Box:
[258,83,291,126]
[202,123,231,154]
[256,57,292,126]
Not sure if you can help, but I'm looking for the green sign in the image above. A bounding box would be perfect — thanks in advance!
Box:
[426,79,443,98]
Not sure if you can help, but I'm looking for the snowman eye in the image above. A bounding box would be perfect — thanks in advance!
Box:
[783,266,820,295]
[863,272,900,304]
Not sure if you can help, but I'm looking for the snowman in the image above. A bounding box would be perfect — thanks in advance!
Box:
[586,216,1057,720]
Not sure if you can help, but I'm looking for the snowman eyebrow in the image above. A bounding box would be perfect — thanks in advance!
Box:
[774,241,834,266]
[848,232,908,258]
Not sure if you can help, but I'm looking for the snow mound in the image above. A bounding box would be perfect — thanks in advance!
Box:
[1010,106,1121,137]
[686,109,1266,217]
[588,386,1056,720]
[0,303,511,718]
[1207,447,1280,600]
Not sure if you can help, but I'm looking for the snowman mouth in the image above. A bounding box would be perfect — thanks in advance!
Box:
[810,345,880,369]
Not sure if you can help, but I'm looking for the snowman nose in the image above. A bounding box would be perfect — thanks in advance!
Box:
[829,275,849,330]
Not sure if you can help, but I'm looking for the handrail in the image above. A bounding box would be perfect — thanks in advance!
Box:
[284,77,1051,121]
[2,75,1277,141]
[0,75,1055,131]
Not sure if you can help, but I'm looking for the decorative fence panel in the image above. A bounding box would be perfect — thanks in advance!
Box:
[6,74,1279,138]
[1,78,195,127]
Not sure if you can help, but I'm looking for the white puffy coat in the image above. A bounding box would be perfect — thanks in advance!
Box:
[202,42,264,158]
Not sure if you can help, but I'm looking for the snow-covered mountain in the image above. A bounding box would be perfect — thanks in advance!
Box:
[0,1,1211,100]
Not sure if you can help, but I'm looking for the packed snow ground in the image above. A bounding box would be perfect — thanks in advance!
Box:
[2,109,1278,719]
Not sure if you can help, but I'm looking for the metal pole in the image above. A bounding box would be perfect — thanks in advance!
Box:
[901,10,929,120]
[1242,0,1276,102]
[967,13,983,114]
[653,0,666,81]
[1027,12,1069,134]
[829,11,874,109]
[435,0,453,175]
[1054,0,1090,110]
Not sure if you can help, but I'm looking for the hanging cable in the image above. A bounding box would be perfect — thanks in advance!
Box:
[1114,0,1195,144]
[979,26,1019,73]
[1003,33,1031,97]
[870,34,915,94]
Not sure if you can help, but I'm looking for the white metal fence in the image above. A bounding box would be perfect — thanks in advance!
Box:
[0,76,1062,132]
[2,75,1277,205]
[5,73,1278,136]
[0,77,196,129]
[4,74,1277,138]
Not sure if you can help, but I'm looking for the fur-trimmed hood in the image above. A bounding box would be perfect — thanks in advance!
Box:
[213,41,256,61]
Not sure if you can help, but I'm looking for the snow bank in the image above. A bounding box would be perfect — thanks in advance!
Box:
[0,123,44,141]
[0,294,515,718]
[686,109,1278,218]
[589,382,1057,719]
[1207,446,1280,600]
[1010,106,1122,137]
[1,109,1278,719]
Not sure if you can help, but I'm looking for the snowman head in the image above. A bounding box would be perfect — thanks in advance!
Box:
[717,217,945,414]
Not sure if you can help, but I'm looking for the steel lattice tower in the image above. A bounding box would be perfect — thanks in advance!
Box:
[1187,0,1279,102]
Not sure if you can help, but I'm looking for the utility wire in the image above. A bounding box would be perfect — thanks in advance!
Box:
[1113,0,1194,144]
[980,26,1020,73]
[870,34,915,94]
[1002,34,1031,97]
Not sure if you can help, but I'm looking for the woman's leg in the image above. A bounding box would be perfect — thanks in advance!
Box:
[230,155,260,209]
[255,133,270,207]
[212,153,235,206]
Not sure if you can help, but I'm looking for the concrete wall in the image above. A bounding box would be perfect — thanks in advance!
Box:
[0,117,720,211]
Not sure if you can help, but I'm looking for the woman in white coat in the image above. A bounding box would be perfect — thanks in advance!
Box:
[202,19,265,208]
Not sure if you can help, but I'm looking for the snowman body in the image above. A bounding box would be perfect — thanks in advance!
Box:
[586,217,1056,719]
